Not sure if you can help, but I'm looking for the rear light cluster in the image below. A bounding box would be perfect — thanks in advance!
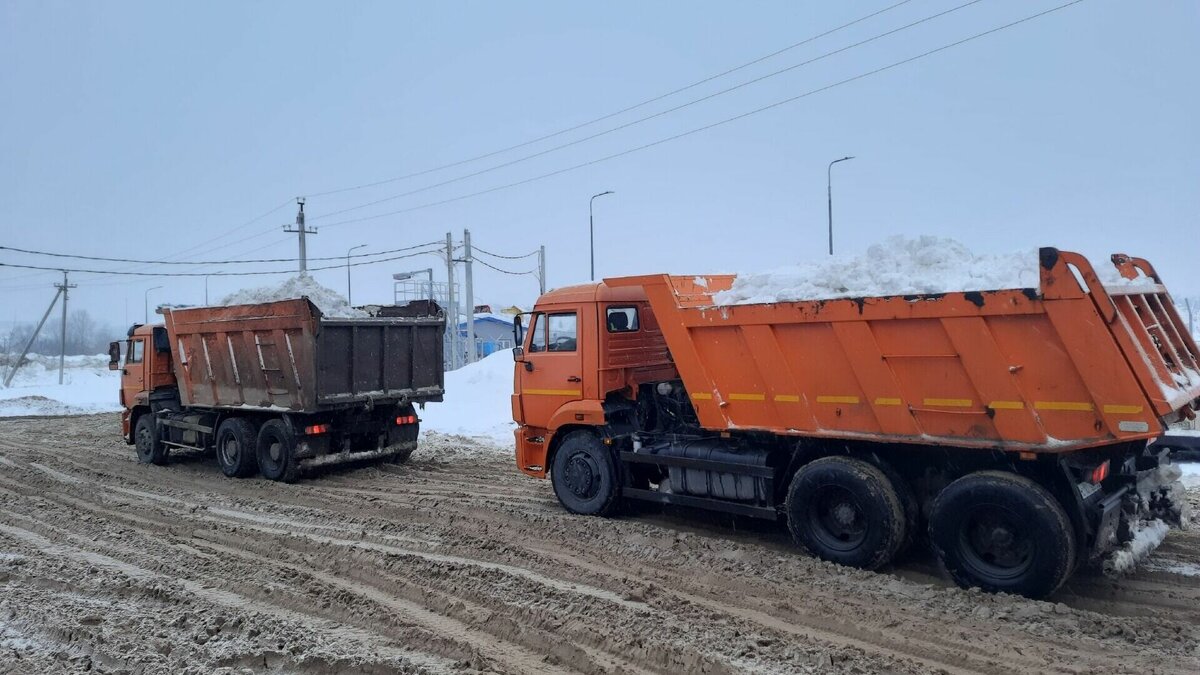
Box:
[304,424,330,435]
[395,415,418,425]
[1090,460,1110,484]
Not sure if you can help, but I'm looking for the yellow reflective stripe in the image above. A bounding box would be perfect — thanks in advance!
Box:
[690,392,712,400]
[728,393,765,401]
[874,397,902,406]
[924,398,973,408]
[1103,404,1144,414]
[988,400,1025,410]
[1034,401,1094,412]
[817,395,859,404]
[524,388,582,396]
[774,394,801,403]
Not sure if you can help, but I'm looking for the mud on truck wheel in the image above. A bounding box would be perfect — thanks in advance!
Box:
[256,419,299,483]
[551,430,620,516]
[134,414,168,466]
[786,456,907,570]
[215,417,258,478]
[930,471,1076,599]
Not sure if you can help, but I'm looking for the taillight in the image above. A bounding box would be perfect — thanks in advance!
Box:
[304,424,330,435]
[1090,460,1110,484]
[395,415,417,425]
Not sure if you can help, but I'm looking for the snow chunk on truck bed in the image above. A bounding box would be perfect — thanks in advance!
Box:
[219,275,367,318]
[713,236,1040,306]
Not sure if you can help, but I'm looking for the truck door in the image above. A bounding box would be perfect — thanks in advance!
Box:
[121,337,147,407]
[518,311,583,429]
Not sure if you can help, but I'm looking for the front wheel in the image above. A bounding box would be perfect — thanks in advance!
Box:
[786,456,906,570]
[256,419,299,483]
[929,471,1076,598]
[551,431,619,516]
[134,414,168,465]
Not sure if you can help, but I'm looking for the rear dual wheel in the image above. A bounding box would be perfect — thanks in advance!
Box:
[215,417,258,478]
[786,456,907,570]
[257,419,299,483]
[929,471,1075,598]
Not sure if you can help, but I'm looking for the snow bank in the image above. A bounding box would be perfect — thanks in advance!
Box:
[1180,463,1200,491]
[219,274,367,318]
[0,354,120,417]
[713,236,1041,306]
[419,350,515,448]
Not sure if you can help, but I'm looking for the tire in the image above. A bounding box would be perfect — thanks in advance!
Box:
[873,457,921,557]
[786,456,906,570]
[256,419,299,483]
[929,471,1076,598]
[386,445,416,465]
[215,417,258,478]
[134,414,168,465]
[550,430,619,516]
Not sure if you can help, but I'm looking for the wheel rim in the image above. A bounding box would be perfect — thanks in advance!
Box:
[958,504,1033,580]
[136,426,152,456]
[562,451,600,500]
[808,484,868,552]
[219,435,239,467]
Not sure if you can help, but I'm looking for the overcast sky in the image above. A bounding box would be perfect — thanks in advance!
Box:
[1,0,1197,330]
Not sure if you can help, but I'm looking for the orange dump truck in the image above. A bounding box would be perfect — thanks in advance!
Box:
[511,249,1198,597]
[112,298,444,482]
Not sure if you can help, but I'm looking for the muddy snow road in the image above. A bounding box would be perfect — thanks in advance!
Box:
[1,415,1198,674]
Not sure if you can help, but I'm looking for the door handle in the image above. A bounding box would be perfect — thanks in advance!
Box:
[567,376,581,382]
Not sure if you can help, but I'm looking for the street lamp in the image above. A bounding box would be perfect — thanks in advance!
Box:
[144,286,162,323]
[393,268,435,302]
[204,274,220,305]
[589,190,614,281]
[346,244,367,304]
[827,156,855,256]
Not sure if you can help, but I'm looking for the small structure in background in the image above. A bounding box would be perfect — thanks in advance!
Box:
[458,313,514,361]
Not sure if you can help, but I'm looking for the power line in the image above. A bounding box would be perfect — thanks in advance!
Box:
[0,249,446,278]
[473,257,538,276]
[472,245,539,260]
[0,240,443,266]
[309,0,989,224]
[303,1,918,200]
[317,0,1088,230]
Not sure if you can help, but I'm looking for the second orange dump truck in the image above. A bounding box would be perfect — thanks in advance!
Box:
[511,248,1199,597]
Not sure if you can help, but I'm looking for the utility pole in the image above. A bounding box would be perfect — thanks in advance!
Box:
[3,283,64,388]
[283,197,316,273]
[538,245,546,295]
[445,232,458,371]
[56,271,76,385]
[463,229,475,364]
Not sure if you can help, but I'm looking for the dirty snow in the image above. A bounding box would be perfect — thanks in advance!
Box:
[218,274,368,318]
[419,350,514,448]
[712,236,1041,306]
[1181,463,1200,490]
[1105,519,1171,575]
[0,354,120,417]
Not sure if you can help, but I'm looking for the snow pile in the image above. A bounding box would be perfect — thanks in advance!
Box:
[1181,463,1200,491]
[219,274,367,318]
[1105,519,1171,576]
[419,350,515,448]
[713,236,1040,306]
[0,353,120,417]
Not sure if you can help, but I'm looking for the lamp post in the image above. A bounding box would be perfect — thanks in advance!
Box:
[827,156,855,255]
[204,274,218,305]
[346,244,367,304]
[144,286,162,323]
[589,190,614,280]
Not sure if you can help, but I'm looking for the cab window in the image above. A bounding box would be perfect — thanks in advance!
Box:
[527,314,546,353]
[606,306,639,333]
[127,339,145,364]
[547,314,577,352]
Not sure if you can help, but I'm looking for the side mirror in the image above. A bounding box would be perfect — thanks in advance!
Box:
[108,342,121,370]
[512,345,524,361]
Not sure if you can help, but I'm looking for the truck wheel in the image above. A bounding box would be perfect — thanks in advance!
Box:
[873,458,921,557]
[551,431,619,516]
[215,417,258,478]
[256,419,299,483]
[929,471,1075,598]
[134,415,168,465]
[786,456,906,570]
[386,446,416,465]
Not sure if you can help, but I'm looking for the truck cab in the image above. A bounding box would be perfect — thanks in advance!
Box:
[111,324,177,442]
[511,282,674,477]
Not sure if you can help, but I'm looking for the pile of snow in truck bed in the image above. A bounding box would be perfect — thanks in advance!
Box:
[218,274,367,318]
[712,236,1041,306]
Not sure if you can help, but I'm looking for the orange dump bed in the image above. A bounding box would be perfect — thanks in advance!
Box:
[610,249,1200,452]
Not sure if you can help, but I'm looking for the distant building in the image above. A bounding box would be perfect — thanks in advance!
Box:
[456,313,515,361]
